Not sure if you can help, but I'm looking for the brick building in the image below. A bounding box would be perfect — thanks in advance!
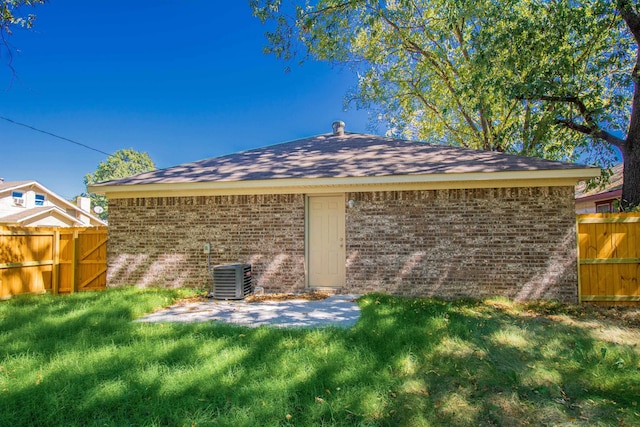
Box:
[90,122,598,302]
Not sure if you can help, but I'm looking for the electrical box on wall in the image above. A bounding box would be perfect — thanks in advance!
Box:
[203,243,211,254]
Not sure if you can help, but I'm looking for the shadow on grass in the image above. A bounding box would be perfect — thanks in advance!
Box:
[1,290,638,426]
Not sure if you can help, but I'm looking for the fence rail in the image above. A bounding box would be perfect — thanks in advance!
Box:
[0,226,108,299]
[577,213,640,305]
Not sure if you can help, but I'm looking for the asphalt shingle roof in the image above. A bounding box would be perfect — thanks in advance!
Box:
[0,181,34,192]
[93,132,594,187]
[574,163,622,199]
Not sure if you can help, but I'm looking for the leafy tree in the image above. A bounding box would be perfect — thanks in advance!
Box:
[83,149,156,221]
[1,1,48,80]
[484,0,638,209]
[251,0,640,208]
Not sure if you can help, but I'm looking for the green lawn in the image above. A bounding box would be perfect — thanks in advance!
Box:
[1,288,639,426]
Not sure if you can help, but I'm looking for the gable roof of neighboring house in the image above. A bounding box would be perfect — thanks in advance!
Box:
[0,180,106,226]
[90,128,600,197]
[0,180,33,192]
[574,163,623,202]
[0,206,85,226]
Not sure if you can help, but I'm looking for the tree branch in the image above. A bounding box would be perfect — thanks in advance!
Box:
[557,119,626,148]
[520,95,626,148]
[376,8,483,142]
[531,95,593,120]
[0,26,17,89]
[409,81,472,143]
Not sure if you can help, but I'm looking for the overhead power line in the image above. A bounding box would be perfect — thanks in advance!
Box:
[0,115,111,156]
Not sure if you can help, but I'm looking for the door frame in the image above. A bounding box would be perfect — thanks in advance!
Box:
[305,193,346,289]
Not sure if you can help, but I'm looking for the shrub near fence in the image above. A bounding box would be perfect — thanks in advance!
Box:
[577,212,640,305]
[0,226,107,299]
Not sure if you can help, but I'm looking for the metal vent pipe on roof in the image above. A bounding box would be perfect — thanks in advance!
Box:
[332,120,345,136]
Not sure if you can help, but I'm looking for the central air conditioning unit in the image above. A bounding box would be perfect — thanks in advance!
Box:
[212,263,253,300]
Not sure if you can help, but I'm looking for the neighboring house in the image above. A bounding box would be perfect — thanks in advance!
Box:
[0,180,106,227]
[90,122,599,303]
[575,163,623,213]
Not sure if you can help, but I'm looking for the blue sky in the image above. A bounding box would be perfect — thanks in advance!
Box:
[0,1,371,199]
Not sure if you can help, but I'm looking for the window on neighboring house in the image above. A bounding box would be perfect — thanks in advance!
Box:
[596,201,612,213]
[35,194,45,206]
[11,191,25,206]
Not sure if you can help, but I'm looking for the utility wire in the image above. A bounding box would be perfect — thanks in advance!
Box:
[0,115,111,156]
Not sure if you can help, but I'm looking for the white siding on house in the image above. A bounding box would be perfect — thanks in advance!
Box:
[576,200,593,214]
[0,181,105,227]
[0,189,54,217]
[28,215,72,227]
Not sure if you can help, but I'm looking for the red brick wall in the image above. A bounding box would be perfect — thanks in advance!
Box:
[107,195,306,292]
[106,186,578,302]
[344,187,578,302]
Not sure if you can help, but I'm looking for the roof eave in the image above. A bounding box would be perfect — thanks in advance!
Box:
[0,181,38,194]
[576,188,623,203]
[90,168,600,198]
[0,207,84,227]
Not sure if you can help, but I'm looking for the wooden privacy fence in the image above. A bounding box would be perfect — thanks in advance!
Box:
[577,213,640,305]
[0,226,108,299]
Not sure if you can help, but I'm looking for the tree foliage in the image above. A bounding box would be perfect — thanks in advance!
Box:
[1,1,47,78]
[0,0,45,33]
[83,149,156,221]
[251,0,640,208]
[482,0,634,187]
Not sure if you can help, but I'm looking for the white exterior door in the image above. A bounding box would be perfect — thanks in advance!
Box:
[307,195,345,288]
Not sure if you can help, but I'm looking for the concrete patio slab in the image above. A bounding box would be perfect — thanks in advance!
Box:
[135,294,361,328]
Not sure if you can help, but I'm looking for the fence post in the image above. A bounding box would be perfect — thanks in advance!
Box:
[71,229,79,293]
[576,216,583,304]
[52,229,60,295]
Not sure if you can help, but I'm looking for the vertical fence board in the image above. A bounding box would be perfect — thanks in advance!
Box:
[71,230,78,293]
[577,213,640,305]
[58,230,74,294]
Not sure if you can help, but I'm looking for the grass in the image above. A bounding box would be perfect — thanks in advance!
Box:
[1,288,639,426]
